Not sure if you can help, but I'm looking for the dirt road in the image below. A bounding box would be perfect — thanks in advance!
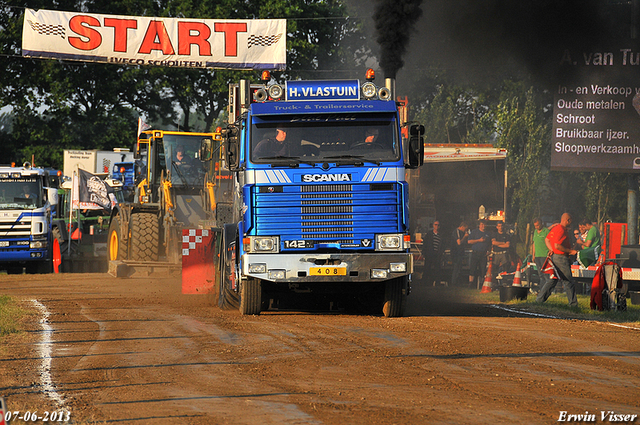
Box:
[1,273,639,425]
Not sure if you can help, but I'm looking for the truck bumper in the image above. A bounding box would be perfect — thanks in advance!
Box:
[0,249,48,262]
[242,252,413,283]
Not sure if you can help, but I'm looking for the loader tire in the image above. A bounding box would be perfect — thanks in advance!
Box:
[130,213,159,262]
[382,276,408,317]
[108,214,127,261]
[239,278,262,315]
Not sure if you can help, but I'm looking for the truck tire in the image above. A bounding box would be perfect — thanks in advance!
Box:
[382,276,408,317]
[108,214,127,261]
[239,278,262,315]
[28,260,52,274]
[130,213,159,262]
[219,224,239,310]
[5,265,23,275]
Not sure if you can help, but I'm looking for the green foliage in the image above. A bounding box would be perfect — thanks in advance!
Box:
[493,83,551,233]
[417,84,493,145]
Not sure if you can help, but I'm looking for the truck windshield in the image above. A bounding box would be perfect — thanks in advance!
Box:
[0,178,43,209]
[162,135,207,186]
[250,114,400,164]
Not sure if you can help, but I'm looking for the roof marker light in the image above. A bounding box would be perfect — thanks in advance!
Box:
[261,70,271,83]
[365,68,375,81]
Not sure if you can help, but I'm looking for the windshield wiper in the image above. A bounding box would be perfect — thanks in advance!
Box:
[323,155,380,166]
[171,160,190,186]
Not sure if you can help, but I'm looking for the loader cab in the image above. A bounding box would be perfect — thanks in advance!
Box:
[135,130,222,204]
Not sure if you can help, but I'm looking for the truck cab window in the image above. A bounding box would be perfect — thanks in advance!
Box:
[250,117,399,164]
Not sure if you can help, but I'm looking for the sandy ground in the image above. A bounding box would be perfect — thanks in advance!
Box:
[1,272,639,425]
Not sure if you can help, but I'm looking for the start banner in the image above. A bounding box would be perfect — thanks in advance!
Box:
[22,8,286,70]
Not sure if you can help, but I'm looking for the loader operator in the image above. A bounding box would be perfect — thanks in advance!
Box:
[173,145,194,168]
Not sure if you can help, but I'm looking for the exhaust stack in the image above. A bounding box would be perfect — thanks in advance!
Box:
[385,78,396,101]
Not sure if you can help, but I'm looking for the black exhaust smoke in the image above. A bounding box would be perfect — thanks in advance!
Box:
[373,0,423,79]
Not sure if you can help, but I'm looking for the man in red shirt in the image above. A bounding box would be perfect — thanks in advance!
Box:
[536,213,579,306]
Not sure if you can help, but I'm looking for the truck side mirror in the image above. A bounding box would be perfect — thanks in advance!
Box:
[406,124,425,169]
[199,138,213,161]
[222,125,240,171]
[47,187,58,206]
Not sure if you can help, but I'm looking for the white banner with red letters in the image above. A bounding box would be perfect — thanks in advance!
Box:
[22,8,286,70]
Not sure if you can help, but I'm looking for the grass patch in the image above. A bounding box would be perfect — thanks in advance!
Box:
[0,295,29,336]
[518,293,640,323]
[465,286,640,323]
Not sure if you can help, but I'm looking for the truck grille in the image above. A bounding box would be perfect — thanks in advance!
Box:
[0,221,32,237]
[252,183,401,248]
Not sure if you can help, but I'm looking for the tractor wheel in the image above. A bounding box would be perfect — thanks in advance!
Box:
[239,278,262,315]
[108,214,128,261]
[130,213,159,261]
[382,276,408,317]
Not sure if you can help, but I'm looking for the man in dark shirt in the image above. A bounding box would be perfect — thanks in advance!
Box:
[468,220,491,289]
[254,128,289,158]
[492,221,511,275]
[450,221,469,286]
[422,221,444,286]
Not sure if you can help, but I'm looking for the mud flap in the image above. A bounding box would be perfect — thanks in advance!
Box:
[181,228,221,295]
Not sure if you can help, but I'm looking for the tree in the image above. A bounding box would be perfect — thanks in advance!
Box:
[0,0,361,168]
[493,83,552,232]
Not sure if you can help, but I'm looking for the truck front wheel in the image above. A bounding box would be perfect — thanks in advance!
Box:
[382,276,408,317]
[239,278,262,315]
[219,224,239,310]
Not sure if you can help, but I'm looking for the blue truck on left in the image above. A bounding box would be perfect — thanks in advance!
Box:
[0,163,59,274]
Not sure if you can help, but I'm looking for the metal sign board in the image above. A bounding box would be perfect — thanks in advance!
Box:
[551,46,640,172]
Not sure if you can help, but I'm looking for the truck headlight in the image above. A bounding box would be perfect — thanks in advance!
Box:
[390,263,407,272]
[268,84,284,100]
[249,263,267,273]
[362,82,377,99]
[247,236,279,253]
[371,269,389,279]
[30,240,48,249]
[268,270,286,280]
[376,234,402,251]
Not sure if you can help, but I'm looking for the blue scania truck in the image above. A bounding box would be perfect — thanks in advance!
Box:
[216,70,424,316]
[0,163,59,274]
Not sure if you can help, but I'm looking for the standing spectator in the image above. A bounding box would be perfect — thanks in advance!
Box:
[422,221,445,285]
[468,220,491,289]
[582,219,601,249]
[492,221,511,275]
[450,221,469,286]
[577,218,601,267]
[532,218,550,288]
[536,213,579,307]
